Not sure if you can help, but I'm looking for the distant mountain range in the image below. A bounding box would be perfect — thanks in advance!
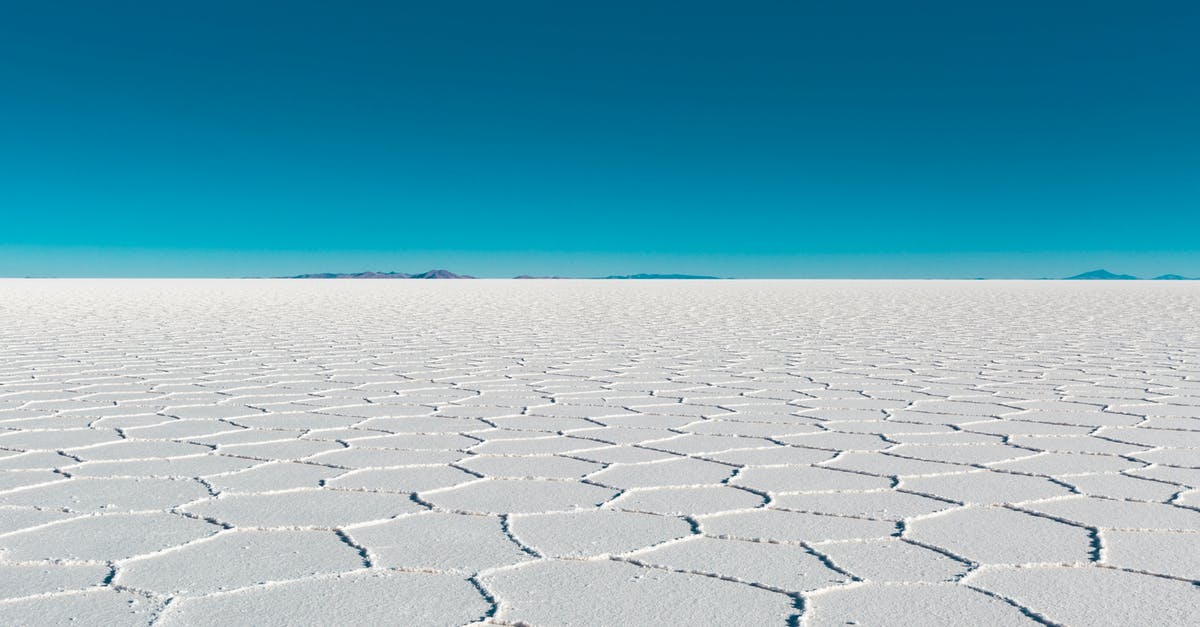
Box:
[602,273,722,279]
[291,270,723,279]
[290,269,473,279]
[1063,269,1196,280]
[286,268,1193,280]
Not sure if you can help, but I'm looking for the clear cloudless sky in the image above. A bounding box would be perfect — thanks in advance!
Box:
[2,1,1198,277]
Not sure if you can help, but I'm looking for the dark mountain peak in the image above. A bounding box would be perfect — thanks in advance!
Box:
[1152,274,1196,280]
[409,269,473,279]
[290,269,473,279]
[1064,269,1138,280]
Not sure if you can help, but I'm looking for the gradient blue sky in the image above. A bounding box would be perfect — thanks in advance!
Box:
[3,1,1198,277]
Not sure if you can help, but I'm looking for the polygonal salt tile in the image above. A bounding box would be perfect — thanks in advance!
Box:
[435,404,521,419]
[988,451,1144,475]
[640,433,772,454]
[1127,403,1200,418]
[0,469,67,492]
[887,443,1038,465]
[814,539,968,582]
[1128,465,1200,488]
[185,489,421,527]
[562,426,680,445]
[231,413,361,430]
[901,471,1073,505]
[217,439,344,460]
[118,530,364,594]
[631,536,848,592]
[795,409,891,423]
[570,445,681,464]
[206,462,344,493]
[1131,448,1200,468]
[325,465,477,492]
[587,457,735,489]
[469,437,607,455]
[489,415,599,431]
[634,403,724,418]
[306,448,465,468]
[0,507,80,535]
[1024,495,1200,530]
[164,405,265,420]
[732,465,891,493]
[1095,426,1200,448]
[682,420,821,437]
[804,582,1029,626]
[347,512,531,572]
[466,429,543,442]
[509,509,693,558]
[67,440,214,461]
[1063,473,1182,501]
[610,485,764,516]
[824,452,968,477]
[194,430,303,447]
[302,427,389,441]
[910,400,1019,416]
[795,398,902,411]
[1101,529,1200,579]
[1006,410,1140,427]
[0,563,111,600]
[0,590,160,626]
[885,431,1006,445]
[421,479,616,514]
[700,509,895,543]
[968,566,1200,625]
[826,421,955,435]
[885,411,1000,426]
[0,477,210,512]
[344,433,480,450]
[905,506,1093,565]
[355,415,485,433]
[482,559,796,625]
[65,455,259,478]
[1008,435,1148,455]
[772,490,955,520]
[157,570,490,626]
[0,428,122,450]
[457,455,602,479]
[701,445,837,466]
[0,512,218,561]
[317,405,434,419]
[122,419,245,440]
[964,420,1094,436]
[525,404,636,419]
[776,432,891,451]
[0,451,84,470]
[0,415,95,430]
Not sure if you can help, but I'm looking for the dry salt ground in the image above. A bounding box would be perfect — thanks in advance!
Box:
[0,279,1198,626]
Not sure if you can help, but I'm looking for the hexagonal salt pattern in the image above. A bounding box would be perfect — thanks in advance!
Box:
[0,278,1197,625]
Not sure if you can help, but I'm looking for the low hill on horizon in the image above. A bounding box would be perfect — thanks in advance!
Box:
[290,269,473,279]
[1064,269,1138,280]
[1063,269,1196,280]
[603,273,723,280]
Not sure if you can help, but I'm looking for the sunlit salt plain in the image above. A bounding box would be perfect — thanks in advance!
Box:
[0,279,1197,626]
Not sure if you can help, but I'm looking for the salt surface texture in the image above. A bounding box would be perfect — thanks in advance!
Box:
[0,279,1197,625]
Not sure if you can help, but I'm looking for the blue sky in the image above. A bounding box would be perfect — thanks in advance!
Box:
[3,1,1198,277]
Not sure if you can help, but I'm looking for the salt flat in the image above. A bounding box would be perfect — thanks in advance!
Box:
[0,279,1197,626]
